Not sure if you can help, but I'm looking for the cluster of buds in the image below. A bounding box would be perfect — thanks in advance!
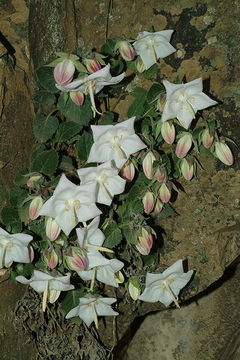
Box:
[142,191,164,214]
[136,227,153,255]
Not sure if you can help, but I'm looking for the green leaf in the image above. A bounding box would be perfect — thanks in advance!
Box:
[158,204,178,218]
[34,90,55,105]
[110,59,125,75]
[33,114,59,143]
[36,66,56,92]
[101,111,116,125]
[61,288,85,313]
[9,187,28,207]
[55,121,82,143]
[28,221,46,238]
[122,226,138,245]
[146,83,164,103]
[30,149,59,175]
[1,207,22,232]
[101,39,117,56]
[14,168,28,186]
[127,88,148,119]
[142,64,158,79]
[58,94,92,125]
[103,223,122,248]
[59,155,74,172]
[75,131,93,161]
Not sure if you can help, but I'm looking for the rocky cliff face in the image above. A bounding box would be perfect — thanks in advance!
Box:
[0,0,239,359]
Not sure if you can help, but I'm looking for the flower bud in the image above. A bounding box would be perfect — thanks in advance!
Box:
[136,228,153,256]
[143,151,156,179]
[157,93,166,112]
[159,183,171,203]
[153,166,166,183]
[118,41,136,61]
[128,278,140,300]
[180,159,194,180]
[154,199,163,213]
[136,57,145,73]
[29,196,43,220]
[121,159,135,182]
[142,192,155,214]
[29,246,34,262]
[201,128,214,149]
[64,247,88,271]
[70,91,84,106]
[115,271,124,284]
[46,217,61,241]
[215,142,234,166]
[161,121,175,144]
[54,59,75,86]
[175,134,192,159]
[83,58,101,73]
[43,247,58,269]
[27,174,42,188]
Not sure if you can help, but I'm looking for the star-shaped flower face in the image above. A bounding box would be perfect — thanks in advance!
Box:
[55,64,125,116]
[76,216,110,269]
[87,117,147,169]
[0,227,32,269]
[78,161,126,206]
[133,30,176,70]
[161,78,217,129]
[66,297,118,328]
[39,175,102,236]
[77,258,124,288]
[138,259,193,307]
[16,270,74,311]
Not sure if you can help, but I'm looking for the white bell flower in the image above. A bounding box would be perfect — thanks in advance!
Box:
[16,270,74,311]
[133,30,176,70]
[87,117,147,169]
[78,161,126,206]
[139,259,193,307]
[39,174,101,236]
[161,78,217,129]
[56,64,125,116]
[0,227,32,269]
[66,297,118,328]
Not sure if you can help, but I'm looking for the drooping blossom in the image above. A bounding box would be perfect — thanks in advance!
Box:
[55,64,125,116]
[16,270,74,312]
[70,91,84,106]
[87,117,147,169]
[29,196,43,220]
[136,228,153,255]
[161,121,175,144]
[142,191,155,214]
[117,41,136,61]
[139,259,193,307]
[120,159,135,182]
[201,128,214,149]
[128,278,141,300]
[142,151,156,179]
[45,217,61,241]
[133,30,176,70]
[214,142,234,166]
[175,133,193,159]
[54,59,75,86]
[0,227,32,269]
[161,78,217,129]
[78,161,126,206]
[66,297,118,328]
[39,175,101,236]
[180,159,194,180]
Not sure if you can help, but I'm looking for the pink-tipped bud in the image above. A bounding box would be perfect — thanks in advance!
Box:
[121,159,135,182]
[154,199,163,213]
[136,228,153,256]
[46,217,61,241]
[118,41,136,61]
[84,58,101,73]
[215,142,234,166]
[29,196,43,220]
[153,166,166,183]
[157,93,167,112]
[43,247,59,269]
[54,59,75,86]
[201,128,214,149]
[159,183,171,203]
[128,278,140,300]
[27,174,42,188]
[161,121,175,144]
[175,134,192,159]
[142,191,155,214]
[136,57,145,73]
[180,159,194,180]
[29,246,34,262]
[70,91,84,106]
[143,151,156,179]
[64,247,88,271]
